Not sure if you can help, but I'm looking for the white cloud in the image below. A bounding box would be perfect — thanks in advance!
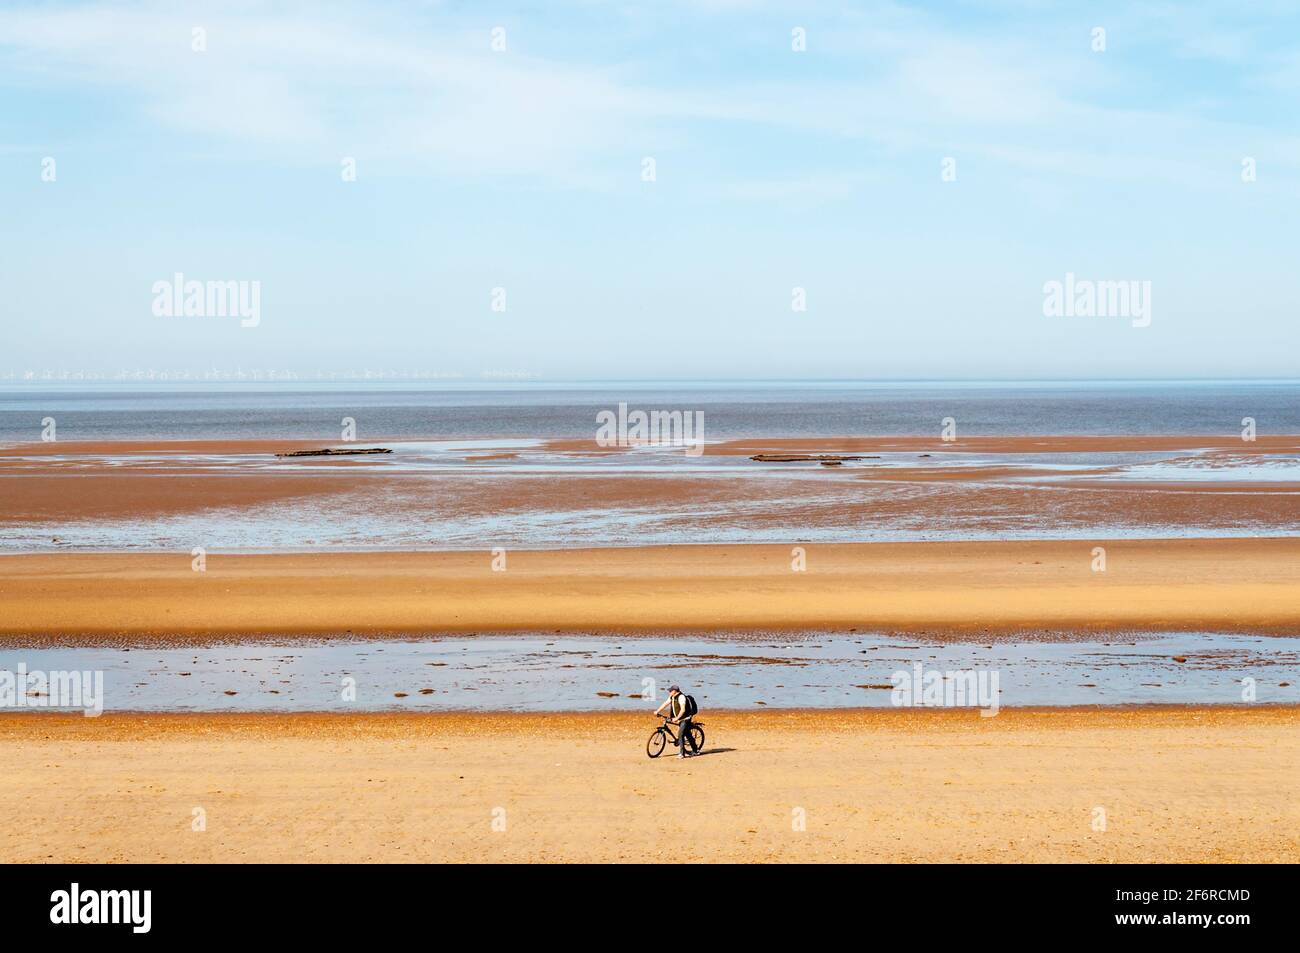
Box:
[2,0,1299,196]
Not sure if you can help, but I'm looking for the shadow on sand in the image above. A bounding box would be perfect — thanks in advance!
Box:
[688,747,736,758]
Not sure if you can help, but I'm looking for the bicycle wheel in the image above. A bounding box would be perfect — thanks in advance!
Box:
[689,724,705,752]
[646,729,667,758]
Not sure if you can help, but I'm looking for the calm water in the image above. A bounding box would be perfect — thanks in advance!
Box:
[1,632,1295,713]
[2,380,1298,442]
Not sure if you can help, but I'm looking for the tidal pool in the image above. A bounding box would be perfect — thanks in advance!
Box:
[1,632,1295,714]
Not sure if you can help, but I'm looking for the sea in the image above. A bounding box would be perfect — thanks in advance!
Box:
[1,379,1298,441]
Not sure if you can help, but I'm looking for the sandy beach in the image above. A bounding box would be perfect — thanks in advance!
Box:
[3,430,1298,865]
[2,706,1294,863]
[2,537,1299,641]
[3,438,1297,541]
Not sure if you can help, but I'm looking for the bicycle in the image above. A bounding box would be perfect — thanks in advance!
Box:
[646,714,705,758]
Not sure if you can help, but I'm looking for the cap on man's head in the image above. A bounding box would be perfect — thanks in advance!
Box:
[669,685,681,693]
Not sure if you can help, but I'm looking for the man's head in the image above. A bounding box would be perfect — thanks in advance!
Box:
[668,686,681,696]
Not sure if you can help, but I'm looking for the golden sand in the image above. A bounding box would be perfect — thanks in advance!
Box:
[2,706,1295,863]
[3,538,1299,641]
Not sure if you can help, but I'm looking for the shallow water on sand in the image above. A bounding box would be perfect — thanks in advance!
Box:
[2,632,1295,714]
[3,436,1297,552]
[5,381,1300,553]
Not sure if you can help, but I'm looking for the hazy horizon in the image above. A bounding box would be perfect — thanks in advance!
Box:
[3,375,1300,389]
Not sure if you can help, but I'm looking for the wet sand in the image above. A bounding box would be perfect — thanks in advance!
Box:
[0,438,333,457]
[3,538,1300,641]
[10,434,1291,457]
[555,434,1300,455]
[5,437,1298,528]
[2,706,1294,863]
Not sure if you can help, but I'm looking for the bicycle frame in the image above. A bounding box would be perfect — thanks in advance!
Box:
[657,715,683,743]
[658,715,703,743]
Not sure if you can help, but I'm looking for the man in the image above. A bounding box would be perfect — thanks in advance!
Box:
[654,685,698,758]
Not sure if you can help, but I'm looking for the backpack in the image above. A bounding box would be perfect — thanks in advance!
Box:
[683,694,699,718]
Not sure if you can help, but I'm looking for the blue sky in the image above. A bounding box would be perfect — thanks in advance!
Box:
[2,0,1299,381]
